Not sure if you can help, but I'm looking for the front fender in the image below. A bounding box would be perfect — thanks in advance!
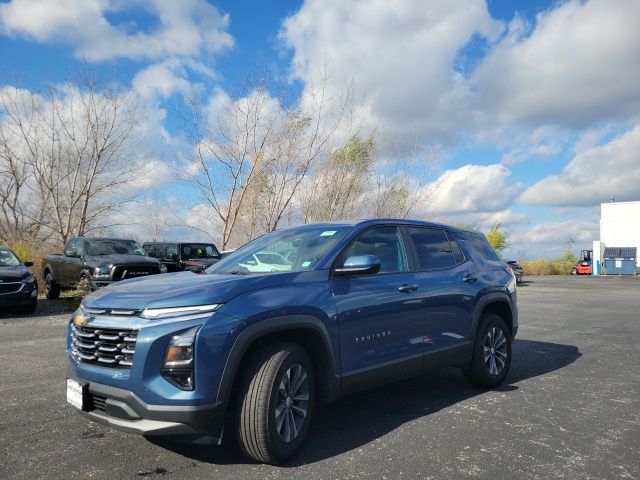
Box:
[215,314,340,405]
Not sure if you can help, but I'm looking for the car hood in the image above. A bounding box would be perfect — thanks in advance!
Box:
[85,254,159,266]
[0,265,31,281]
[83,271,293,310]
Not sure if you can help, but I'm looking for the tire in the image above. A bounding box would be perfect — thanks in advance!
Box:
[45,272,60,300]
[236,342,315,464]
[465,314,512,388]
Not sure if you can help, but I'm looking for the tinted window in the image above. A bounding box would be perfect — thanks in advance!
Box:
[456,231,501,261]
[407,227,456,270]
[165,244,178,259]
[180,243,220,259]
[446,231,466,263]
[342,226,408,274]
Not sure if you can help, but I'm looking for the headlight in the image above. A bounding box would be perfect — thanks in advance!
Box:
[162,326,200,390]
[22,275,36,284]
[93,265,111,278]
[159,264,168,274]
[140,304,220,319]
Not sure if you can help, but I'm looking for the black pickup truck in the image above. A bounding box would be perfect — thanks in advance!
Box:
[43,237,165,299]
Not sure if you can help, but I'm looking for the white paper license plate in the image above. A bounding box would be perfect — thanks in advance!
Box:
[66,378,84,410]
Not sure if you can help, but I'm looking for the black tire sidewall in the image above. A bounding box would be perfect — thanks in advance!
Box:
[470,314,512,387]
[264,346,315,463]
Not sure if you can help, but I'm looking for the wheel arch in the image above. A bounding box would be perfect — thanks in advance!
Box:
[217,315,341,408]
[473,294,514,337]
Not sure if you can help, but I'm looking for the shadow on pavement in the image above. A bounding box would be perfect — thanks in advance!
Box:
[152,339,581,466]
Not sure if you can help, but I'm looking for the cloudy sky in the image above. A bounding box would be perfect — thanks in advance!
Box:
[1,0,639,258]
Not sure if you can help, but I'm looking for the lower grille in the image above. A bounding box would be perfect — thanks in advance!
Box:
[0,282,22,295]
[71,325,138,368]
[88,393,107,412]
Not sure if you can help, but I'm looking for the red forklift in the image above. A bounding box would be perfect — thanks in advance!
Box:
[572,249,592,275]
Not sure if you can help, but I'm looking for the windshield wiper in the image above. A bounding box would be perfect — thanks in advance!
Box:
[226,270,249,275]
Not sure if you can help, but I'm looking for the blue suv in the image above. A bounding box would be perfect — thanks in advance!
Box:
[66,219,518,464]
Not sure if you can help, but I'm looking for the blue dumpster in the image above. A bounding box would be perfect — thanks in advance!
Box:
[603,247,637,275]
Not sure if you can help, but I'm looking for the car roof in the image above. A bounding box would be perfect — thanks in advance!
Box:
[278,218,466,232]
[74,237,137,242]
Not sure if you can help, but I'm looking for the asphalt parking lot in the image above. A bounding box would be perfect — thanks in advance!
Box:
[1,276,638,480]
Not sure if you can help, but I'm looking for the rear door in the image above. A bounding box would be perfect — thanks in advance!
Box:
[404,227,477,356]
[331,225,424,391]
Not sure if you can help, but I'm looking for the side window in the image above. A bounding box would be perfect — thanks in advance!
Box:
[67,239,82,256]
[459,232,501,261]
[446,231,466,263]
[342,226,408,274]
[165,244,178,260]
[407,227,456,270]
[145,245,156,257]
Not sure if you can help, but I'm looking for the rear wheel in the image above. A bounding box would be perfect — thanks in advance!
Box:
[465,314,512,387]
[45,272,60,300]
[236,342,314,464]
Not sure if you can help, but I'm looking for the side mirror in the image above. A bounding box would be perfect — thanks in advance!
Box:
[23,261,33,267]
[65,250,79,258]
[335,255,381,276]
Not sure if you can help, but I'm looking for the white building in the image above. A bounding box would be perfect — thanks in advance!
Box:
[593,200,640,274]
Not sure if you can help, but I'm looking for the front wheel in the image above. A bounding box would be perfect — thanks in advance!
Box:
[45,273,60,300]
[236,342,314,464]
[465,314,512,387]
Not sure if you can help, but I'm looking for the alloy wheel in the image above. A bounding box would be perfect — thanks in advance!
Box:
[483,326,508,376]
[275,363,309,443]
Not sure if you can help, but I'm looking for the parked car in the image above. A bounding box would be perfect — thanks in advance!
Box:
[506,260,524,284]
[0,246,38,314]
[237,250,292,272]
[66,220,518,464]
[143,242,221,273]
[44,237,165,298]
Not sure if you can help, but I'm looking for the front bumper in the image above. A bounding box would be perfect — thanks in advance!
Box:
[0,282,38,307]
[69,378,227,443]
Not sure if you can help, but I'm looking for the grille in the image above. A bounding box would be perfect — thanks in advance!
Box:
[71,325,138,368]
[0,282,22,295]
[112,266,159,280]
[88,393,107,412]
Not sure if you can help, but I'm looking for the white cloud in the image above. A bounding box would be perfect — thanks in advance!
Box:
[280,0,502,145]
[132,60,192,100]
[472,0,640,127]
[521,125,640,206]
[0,0,234,62]
[421,164,523,215]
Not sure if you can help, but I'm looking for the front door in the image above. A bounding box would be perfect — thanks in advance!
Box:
[330,226,424,392]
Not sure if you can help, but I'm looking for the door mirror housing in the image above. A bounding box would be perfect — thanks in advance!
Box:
[64,250,79,258]
[335,255,382,276]
[23,261,33,267]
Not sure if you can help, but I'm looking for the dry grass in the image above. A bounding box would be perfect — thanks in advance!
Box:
[521,258,576,276]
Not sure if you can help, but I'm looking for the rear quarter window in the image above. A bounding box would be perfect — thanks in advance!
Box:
[456,231,501,261]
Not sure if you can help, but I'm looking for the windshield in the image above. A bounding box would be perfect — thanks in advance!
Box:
[0,249,21,267]
[85,240,147,256]
[207,225,352,274]
[181,243,220,259]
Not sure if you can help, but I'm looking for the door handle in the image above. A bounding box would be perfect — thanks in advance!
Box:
[463,272,478,283]
[398,284,418,293]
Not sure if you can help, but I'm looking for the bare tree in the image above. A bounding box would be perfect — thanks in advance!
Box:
[0,76,142,248]
[181,74,346,249]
